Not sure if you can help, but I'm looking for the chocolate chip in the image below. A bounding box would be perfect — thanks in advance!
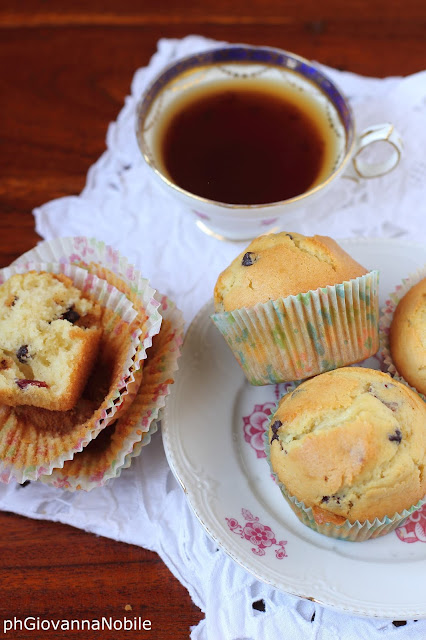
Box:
[270,419,282,444]
[285,233,294,240]
[11,296,18,306]
[0,359,9,370]
[321,496,329,503]
[242,252,256,267]
[16,379,48,390]
[60,307,80,324]
[388,429,402,444]
[16,345,30,363]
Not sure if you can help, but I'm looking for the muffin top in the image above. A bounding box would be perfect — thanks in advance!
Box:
[269,367,426,523]
[214,232,368,312]
[390,277,426,395]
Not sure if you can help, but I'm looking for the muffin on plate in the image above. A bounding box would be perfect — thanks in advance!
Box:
[0,271,102,411]
[389,277,426,397]
[267,367,426,541]
[212,232,379,385]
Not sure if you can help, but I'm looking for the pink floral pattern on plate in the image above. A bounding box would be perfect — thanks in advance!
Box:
[243,383,296,457]
[226,508,287,558]
[243,402,275,458]
[396,504,426,543]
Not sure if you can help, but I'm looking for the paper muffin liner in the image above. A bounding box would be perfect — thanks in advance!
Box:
[211,271,379,385]
[264,424,426,541]
[39,293,184,491]
[379,266,426,402]
[0,261,143,483]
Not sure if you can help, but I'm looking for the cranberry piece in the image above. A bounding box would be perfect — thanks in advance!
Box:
[16,379,48,390]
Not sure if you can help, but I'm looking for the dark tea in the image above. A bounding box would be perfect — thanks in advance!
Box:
[154,78,337,205]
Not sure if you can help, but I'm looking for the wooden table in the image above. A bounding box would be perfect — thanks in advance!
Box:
[0,2,425,637]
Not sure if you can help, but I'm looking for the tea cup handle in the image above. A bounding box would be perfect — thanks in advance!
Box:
[344,123,403,180]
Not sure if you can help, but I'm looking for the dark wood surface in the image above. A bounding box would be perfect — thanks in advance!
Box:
[0,2,425,637]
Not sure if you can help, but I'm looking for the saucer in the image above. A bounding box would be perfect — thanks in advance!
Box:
[162,238,426,618]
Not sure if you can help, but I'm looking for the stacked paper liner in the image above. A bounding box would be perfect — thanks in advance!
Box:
[379,266,426,402]
[40,294,184,490]
[0,237,182,490]
[0,261,143,483]
[211,271,379,385]
[264,426,425,542]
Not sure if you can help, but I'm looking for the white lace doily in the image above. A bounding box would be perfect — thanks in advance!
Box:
[0,35,425,639]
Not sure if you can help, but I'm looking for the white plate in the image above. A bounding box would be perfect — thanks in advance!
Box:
[162,238,426,619]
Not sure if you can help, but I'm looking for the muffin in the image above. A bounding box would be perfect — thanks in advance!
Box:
[267,367,426,540]
[0,271,102,411]
[212,232,379,385]
[389,277,426,396]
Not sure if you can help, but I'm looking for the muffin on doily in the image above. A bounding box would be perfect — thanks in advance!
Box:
[3,236,181,491]
[0,271,102,411]
[267,367,426,541]
[212,232,379,385]
[0,257,157,484]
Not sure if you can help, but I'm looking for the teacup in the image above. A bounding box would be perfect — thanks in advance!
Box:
[136,45,402,241]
